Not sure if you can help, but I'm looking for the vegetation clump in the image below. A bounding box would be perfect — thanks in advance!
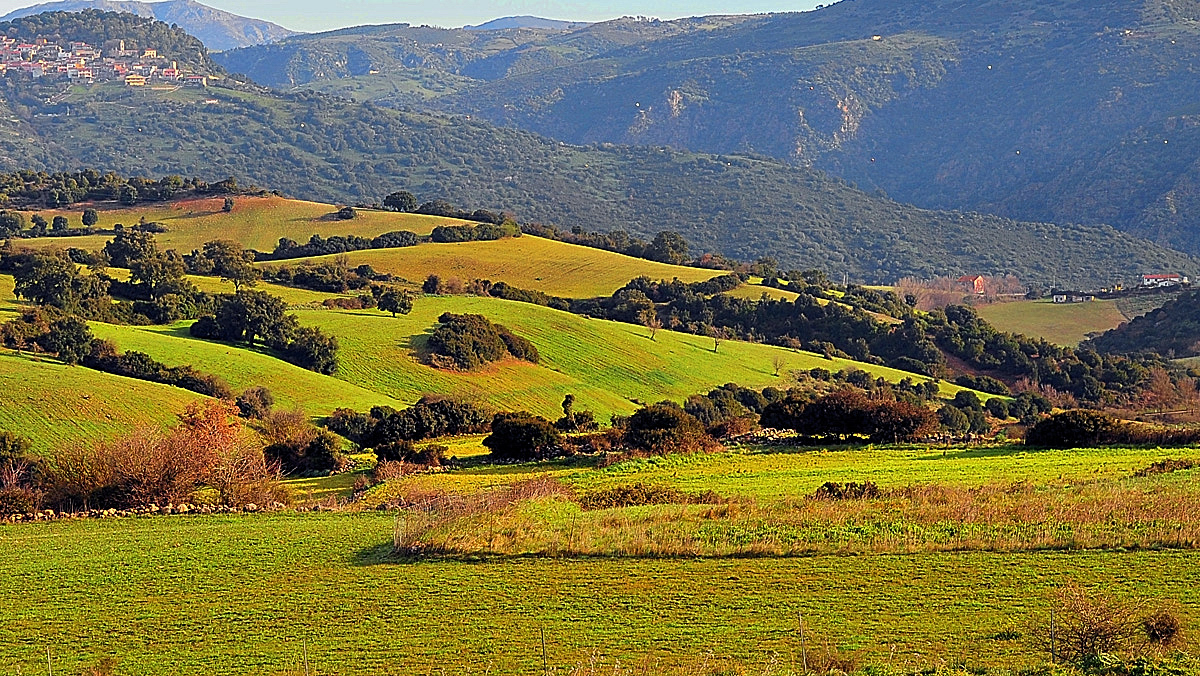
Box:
[482,412,562,461]
[427,312,538,370]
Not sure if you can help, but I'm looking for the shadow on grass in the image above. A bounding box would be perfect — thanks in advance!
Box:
[913,445,1034,461]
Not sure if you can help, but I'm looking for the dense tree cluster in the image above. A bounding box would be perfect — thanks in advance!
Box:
[259,230,420,261]
[190,290,339,374]
[482,412,562,461]
[0,169,253,210]
[760,389,938,443]
[427,312,538,370]
[430,221,521,243]
[324,398,492,453]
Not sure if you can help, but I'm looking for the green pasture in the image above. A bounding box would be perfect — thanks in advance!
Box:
[0,512,1195,675]
[20,195,466,253]
[287,236,721,298]
[974,299,1128,346]
[0,350,203,453]
[365,442,1191,504]
[296,294,971,420]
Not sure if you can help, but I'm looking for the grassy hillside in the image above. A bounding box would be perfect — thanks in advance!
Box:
[295,295,973,420]
[88,322,401,415]
[287,237,721,298]
[27,196,467,253]
[0,271,971,435]
[0,350,203,453]
[974,300,1129,346]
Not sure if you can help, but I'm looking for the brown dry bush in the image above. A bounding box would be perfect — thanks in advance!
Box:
[1029,583,1145,667]
[44,400,286,510]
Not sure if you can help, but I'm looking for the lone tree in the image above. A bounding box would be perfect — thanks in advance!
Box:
[383,190,418,213]
[377,288,414,317]
[222,197,234,213]
[51,215,69,233]
[82,209,98,227]
[203,240,260,291]
[641,307,661,341]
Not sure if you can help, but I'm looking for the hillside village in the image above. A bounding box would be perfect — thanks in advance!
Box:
[0,37,206,86]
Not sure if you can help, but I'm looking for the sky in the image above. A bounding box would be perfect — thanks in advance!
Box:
[1,0,824,32]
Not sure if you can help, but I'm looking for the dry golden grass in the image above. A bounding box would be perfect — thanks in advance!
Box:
[389,474,1200,558]
[22,196,469,253]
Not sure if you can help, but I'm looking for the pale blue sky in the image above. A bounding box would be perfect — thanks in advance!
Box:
[3,0,823,32]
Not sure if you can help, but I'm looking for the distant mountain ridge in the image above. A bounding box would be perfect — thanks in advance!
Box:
[464,16,588,31]
[1,10,1197,288]
[0,0,298,50]
[216,0,1200,258]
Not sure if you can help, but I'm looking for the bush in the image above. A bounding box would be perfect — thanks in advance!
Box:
[813,481,880,500]
[1143,610,1182,647]
[261,411,344,473]
[1025,410,1124,448]
[624,403,712,454]
[367,398,491,444]
[324,407,375,444]
[374,440,448,467]
[483,412,561,461]
[235,387,275,419]
[43,400,284,510]
[1029,583,1145,668]
[577,483,723,510]
[985,397,1011,420]
[427,313,537,369]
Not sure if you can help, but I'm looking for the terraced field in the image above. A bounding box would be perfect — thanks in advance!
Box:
[23,196,467,252]
[286,237,722,298]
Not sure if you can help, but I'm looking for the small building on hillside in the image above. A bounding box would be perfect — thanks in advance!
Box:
[124,73,146,87]
[1141,273,1188,288]
[958,274,986,295]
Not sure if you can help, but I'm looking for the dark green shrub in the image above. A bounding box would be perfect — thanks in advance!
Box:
[484,412,562,461]
[367,398,491,444]
[1025,410,1124,448]
[985,397,1011,420]
[624,403,711,454]
[375,440,448,467]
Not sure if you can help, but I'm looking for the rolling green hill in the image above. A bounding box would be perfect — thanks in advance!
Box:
[0,350,203,453]
[281,237,722,298]
[2,12,1197,287]
[24,196,471,253]
[0,264,979,451]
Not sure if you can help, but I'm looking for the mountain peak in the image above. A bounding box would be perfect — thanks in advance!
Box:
[464,16,588,31]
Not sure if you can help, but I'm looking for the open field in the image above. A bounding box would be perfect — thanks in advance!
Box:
[21,196,468,252]
[974,299,1128,346]
[1,511,1195,676]
[0,350,203,453]
[287,237,722,298]
[367,443,1193,502]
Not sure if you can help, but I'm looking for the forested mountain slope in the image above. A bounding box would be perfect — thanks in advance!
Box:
[3,12,1198,286]
[218,0,1200,256]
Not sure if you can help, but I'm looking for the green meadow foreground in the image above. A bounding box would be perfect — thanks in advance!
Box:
[2,442,1197,675]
